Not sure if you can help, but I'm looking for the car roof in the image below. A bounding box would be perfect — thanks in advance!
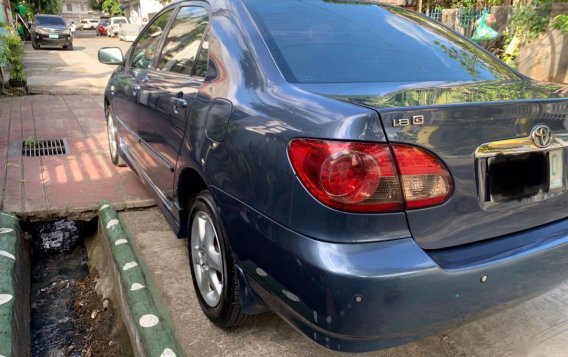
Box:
[34,14,65,18]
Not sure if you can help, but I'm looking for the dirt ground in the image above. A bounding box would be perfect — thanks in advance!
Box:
[74,274,131,357]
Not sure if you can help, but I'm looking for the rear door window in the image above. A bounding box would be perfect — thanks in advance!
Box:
[157,6,209,76]
[129,10,174,70]
[243,0,519,83]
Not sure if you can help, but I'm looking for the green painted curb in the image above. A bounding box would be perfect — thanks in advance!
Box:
[98,202,184,357]
[0,212,19,357]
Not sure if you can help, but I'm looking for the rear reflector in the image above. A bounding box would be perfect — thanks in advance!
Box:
[288,139,452,213]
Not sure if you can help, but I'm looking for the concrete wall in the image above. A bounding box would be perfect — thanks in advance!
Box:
[516,3,568,84]
[517,29,568,84]
[60,0,101,25]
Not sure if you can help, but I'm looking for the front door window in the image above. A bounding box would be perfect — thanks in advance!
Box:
[158,7,209,76]
[130,10,174,70]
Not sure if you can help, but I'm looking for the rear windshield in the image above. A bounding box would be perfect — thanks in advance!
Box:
[35,16,66,26]
[243,0,518,83]
[113,19,127,24]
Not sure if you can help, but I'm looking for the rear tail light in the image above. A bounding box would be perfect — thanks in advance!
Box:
[391,144,453,209]
[288,139,452,213]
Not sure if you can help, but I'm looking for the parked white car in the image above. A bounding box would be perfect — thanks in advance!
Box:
[106,17,128,37]
[79,19,99,30]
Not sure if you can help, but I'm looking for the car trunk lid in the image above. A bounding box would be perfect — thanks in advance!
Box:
[300,80,568,249]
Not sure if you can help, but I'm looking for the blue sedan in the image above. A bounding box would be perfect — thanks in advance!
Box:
[99,0,568,352]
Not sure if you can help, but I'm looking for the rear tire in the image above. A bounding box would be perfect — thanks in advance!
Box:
[188,191,250,327]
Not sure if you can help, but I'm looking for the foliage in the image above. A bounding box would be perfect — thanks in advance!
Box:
[23,139,41,148]
[87,0,103,11]
[102,0,123,16]
[22,0,63,15]
[451,0,476,8]
[509,0,552,41]
[0,28,27,81]
[551,14,568,33]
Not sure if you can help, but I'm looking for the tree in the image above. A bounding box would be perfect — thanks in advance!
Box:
[101,0,123,16]
[87,0,102,11]
[24,0,63,15]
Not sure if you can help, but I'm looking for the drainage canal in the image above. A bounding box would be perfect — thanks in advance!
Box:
[25,219,131,356]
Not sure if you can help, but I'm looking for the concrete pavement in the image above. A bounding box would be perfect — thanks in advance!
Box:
[0,32,153,219]
[24,31,132,95]
[120,208,568,357]
[0,95,154,219]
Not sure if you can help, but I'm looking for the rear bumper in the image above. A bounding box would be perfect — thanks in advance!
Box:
[213,188,568,352]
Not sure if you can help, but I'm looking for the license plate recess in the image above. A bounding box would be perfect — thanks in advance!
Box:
[487,150,564,203]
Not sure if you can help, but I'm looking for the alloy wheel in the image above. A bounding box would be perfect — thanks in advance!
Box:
[191,210,224,307]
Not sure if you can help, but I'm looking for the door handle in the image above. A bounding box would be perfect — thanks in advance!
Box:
[170,97,188,108]
[170,97,188,114]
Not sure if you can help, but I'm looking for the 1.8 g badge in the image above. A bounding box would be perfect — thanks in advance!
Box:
[393,115,425,127]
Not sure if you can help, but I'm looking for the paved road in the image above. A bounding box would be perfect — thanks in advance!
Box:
[24,31,133,95]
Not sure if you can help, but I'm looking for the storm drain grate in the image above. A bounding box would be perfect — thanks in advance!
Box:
[21,138,69,157]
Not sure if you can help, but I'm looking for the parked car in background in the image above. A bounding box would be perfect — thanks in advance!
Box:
[31,14,72,50]
[96,18,109,36]
[118,23,140,42]
[79,18,99,30]
[99,0,568,352]
[106,16,128,37]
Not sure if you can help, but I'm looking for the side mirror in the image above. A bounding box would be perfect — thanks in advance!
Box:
[98,47,124,65]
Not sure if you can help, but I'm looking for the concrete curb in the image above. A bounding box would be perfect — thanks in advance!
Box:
[0,212,30,357]
[98,201,184,357]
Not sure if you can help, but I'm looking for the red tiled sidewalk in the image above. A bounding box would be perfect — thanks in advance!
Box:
[0,95,154,219]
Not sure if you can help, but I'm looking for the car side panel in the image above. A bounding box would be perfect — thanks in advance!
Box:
[172,0,410,242]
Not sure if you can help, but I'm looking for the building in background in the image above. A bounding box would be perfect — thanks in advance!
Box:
[121,0,164,23]
[61,0,101,24]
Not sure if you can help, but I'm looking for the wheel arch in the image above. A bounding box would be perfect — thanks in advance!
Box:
[104,97,111,121]
[177,167,208,238]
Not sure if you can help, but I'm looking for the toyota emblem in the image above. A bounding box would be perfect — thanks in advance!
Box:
[530,125,553,148]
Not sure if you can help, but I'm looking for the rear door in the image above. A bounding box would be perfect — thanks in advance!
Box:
[135,4,209,199]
